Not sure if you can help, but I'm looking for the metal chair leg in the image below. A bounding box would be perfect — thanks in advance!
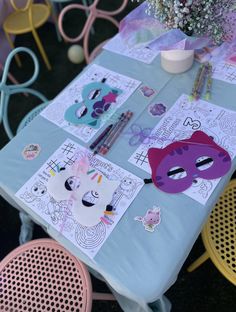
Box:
[31,28,52,70]
[187,251,209,272]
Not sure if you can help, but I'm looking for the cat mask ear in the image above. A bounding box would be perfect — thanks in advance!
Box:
[148,130,231,194]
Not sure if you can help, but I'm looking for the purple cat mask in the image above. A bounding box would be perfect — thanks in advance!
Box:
[147,131,232,194]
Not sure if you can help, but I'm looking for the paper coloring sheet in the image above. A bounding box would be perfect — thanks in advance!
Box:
[16,139,143,259]
[195,40,236,84]
[41,64,141,142]
[129,94,236,204]
[103,34,159,64]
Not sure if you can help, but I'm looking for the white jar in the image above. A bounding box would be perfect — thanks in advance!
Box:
[161,49,194,74]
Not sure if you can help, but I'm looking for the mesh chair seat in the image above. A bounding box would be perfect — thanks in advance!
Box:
[188,179,236,285]
[0,239,93,312]
[3,4,50,35]
[17,102,49,132]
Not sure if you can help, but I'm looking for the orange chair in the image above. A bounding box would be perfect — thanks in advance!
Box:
[3,0,52,70]
[0,239,115,311]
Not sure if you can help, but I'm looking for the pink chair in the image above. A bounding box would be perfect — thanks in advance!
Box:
[0,238,115,311]
[0,61,19,85]
[58,0,128,63]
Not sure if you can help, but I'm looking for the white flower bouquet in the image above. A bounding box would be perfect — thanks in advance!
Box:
[134,0,236,44]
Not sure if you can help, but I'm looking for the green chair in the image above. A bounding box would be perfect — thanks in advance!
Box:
[0,47,49,244]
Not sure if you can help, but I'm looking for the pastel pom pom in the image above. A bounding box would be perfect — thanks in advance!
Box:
[67,45,85,64]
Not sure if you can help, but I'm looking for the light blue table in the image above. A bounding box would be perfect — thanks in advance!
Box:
[1,47,236,312]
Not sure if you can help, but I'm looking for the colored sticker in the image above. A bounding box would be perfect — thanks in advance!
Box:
[148,103,167,117]
[148,131,231,194]
[140,86,155,97]
[22,144,41,160]
[135,206,161,232]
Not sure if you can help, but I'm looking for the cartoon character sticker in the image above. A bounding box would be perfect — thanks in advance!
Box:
[148,103,167,117]
[135,206,161,232]
[22,144,41,160]
[140,86,155,97]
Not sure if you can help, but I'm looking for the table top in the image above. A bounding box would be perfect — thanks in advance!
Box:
[1,47,236,312]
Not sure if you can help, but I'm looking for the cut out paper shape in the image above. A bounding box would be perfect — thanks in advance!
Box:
[135,206,161,232]
[47,159,119,227]
[148,103,166,117]
[22,144,41,160]
[139,86,155,97]
[125,124,157,146]
[148,131,231,194]
[64,81,122,128]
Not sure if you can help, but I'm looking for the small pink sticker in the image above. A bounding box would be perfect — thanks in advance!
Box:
[140,86,156,97]
[22,144,41,160]
[135,206,161,232]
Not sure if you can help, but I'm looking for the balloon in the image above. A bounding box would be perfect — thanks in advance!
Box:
[67,45,84,64]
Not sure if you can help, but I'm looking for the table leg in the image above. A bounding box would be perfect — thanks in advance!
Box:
[88,267,171,312]
[19,211,34,245]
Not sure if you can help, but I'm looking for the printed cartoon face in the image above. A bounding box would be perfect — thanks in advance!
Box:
[64,81,122,128]
[47,162,119,226]
[148,131,231,193]
[31,182,47,197]
[144,208,161,225]
[82,191,99,206]
[120,177,134,190]
[65,176,81,191]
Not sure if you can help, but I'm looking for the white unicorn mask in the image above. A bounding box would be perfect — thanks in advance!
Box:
[47,158,119,226]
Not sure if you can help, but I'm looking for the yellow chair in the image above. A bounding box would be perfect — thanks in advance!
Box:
[187,179,236,286]
[3,0,52,70]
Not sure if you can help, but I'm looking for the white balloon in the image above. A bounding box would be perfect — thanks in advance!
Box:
[67,45,85,64]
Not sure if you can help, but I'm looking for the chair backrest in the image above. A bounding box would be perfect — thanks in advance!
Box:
[0,238,93,312]
[0,47,48,139]
[9,0,50,12]
[58,0,128,63]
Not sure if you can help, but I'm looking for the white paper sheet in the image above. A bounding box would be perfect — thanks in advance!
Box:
[212,61,236,84]
[103,34,159,64]
[129,94,236,204]
[16,139,143,259]
[41,64,141,142]
[195,40,236,84]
